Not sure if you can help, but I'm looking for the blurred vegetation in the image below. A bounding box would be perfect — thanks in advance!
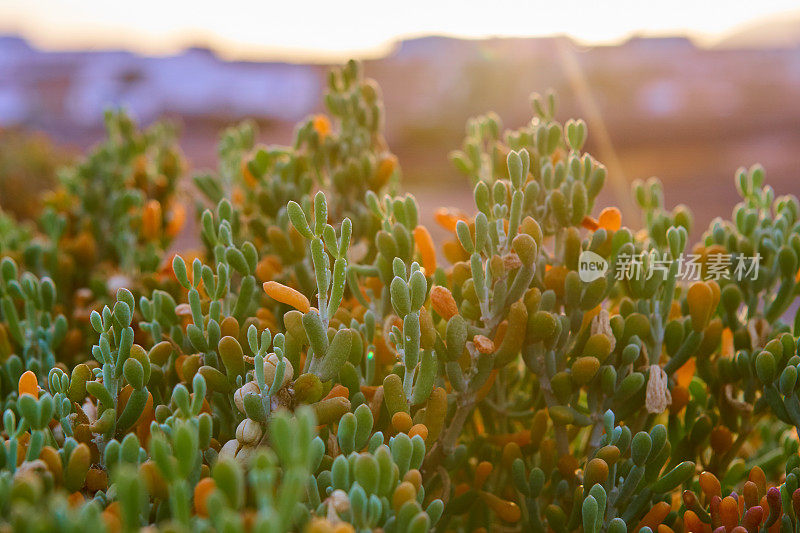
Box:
[0,128,71,220]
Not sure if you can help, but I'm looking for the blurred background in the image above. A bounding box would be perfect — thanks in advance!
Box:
[2,0,800,235]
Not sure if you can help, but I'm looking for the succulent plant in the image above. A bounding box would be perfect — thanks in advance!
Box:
[2,60,800,532]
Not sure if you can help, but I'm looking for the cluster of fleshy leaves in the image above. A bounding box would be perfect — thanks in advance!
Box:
[1,110,185,307]
[3,60,800,533]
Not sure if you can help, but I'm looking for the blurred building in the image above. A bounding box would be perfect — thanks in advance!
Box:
[0,36,320,133]
[1,33,800,233]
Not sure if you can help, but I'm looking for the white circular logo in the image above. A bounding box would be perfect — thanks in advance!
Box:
[578,251,608,282]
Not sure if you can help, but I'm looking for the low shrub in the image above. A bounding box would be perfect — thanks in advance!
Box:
[1,60,800,533]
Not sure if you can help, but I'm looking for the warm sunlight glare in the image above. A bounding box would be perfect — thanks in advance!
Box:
[2,0,800,60]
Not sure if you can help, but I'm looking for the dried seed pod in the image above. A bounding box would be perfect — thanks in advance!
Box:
[645,365,671,414]
[590,309,616,353]
[263,353,294,390]
[235,419,263,446]
[218,439,240,460]
[233,381,261,413]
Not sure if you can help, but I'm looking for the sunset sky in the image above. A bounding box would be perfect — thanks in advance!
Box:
[2,0,799,60]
